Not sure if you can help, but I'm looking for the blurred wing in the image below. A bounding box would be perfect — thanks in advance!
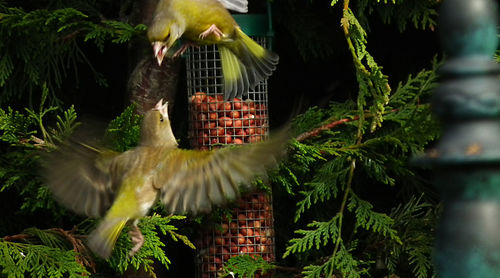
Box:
[155,128,288,215]
[217,0,248,13]
[41,142,119,218]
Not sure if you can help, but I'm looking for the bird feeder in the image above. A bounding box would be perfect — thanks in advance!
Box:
[185,8,277,278]
[186,13,274,150]
[197,193,276,278]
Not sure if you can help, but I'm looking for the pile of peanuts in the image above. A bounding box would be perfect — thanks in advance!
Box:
[198,193,275,278]
[189,92,268,149]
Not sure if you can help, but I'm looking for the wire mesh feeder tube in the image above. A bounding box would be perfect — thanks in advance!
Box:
[197,193,276,278]
[186,37,270,149]
[185,19,275,277]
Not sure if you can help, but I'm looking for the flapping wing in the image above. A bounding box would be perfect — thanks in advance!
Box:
[155,129,288,215]
[41,142,119,218]
[217,0,248,13]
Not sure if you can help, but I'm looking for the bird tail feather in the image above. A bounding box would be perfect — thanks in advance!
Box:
[219,27,279,99]
[87,217,128,259]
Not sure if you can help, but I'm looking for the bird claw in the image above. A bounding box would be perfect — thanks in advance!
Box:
[199,24,223,40]
[128,225,144,257]
[173,42,197,58]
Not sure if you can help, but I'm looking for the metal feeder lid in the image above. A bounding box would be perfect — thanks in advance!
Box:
[233,14,273,37]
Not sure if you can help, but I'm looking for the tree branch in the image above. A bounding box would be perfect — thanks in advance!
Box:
[2,233,31,241]
[296,108,400,142]
[296,116,359,142]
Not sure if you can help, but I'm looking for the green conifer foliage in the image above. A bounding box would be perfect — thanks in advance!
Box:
[224,1,441,277]
[0,3,146,105]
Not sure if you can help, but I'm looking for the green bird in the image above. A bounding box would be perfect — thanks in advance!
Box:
[147,0,279,99]
[43,99,287,259]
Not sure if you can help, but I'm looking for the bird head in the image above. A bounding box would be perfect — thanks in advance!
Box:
[140,99,177,147]
[148,20,183,66]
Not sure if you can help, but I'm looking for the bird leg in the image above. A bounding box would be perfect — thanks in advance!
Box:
[128,224,144,257]
[173,41,198,58]
[199,24,224,40]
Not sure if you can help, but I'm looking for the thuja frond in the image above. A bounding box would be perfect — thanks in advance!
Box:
[348,193,400,242]
[292,106,327,135]
[104,104,142,152]
[0,228,94,277]
[24,86,59,145]
[295,158,349,221]
[0,239,89,277]
[341,0,438,32]
[222,254,276,278]
[83,20,147,52]
[288,140,325,176]
[302,242,370,278]
[358,155,396,186]
[380,0,438,31]
[301,254,336,278]
[21,227,70,250]
[22,85,81,147]
[283,216,340,258]
[279,60,438,274]
[0,99,79,220]
[0,86,59,145]
[0,5,145,104]
[3,226,95,272]
[0,107,35,144]
[271,140,325,195]
[270,164,299,195]
[383,195,437,278]
[408,247,434,278]
[52,105,79,143]
[274,1,438,277]
[0,7,89,103]
[388,58,440,108]
[107,214,193,276]
[342,8,391,132]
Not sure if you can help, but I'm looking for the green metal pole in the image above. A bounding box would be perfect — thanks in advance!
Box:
[414,0,500,277]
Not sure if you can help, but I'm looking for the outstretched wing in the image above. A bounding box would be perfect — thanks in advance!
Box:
[155,129,288,215]
[41,142,119,218]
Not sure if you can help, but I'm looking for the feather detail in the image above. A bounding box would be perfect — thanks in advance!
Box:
[217,0,248,13]
[41,143,117,217]
[87,217,128,259]
[220,27,279,98]
[156,127,289,215]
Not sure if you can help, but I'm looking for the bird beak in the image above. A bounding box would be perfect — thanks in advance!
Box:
[154,99,169,118]
[152,41,168,66]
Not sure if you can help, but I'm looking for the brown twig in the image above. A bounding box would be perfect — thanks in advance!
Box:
[2,233,31,241]
[59,30,81,42]
[296,116,359,142]
[50,228,96,273]
[295,108,402,142]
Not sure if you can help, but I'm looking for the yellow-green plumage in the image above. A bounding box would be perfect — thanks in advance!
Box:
[42,99,287,258]
[147,0,279,99]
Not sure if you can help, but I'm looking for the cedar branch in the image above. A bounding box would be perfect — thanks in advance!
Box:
[296,108,399,142]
